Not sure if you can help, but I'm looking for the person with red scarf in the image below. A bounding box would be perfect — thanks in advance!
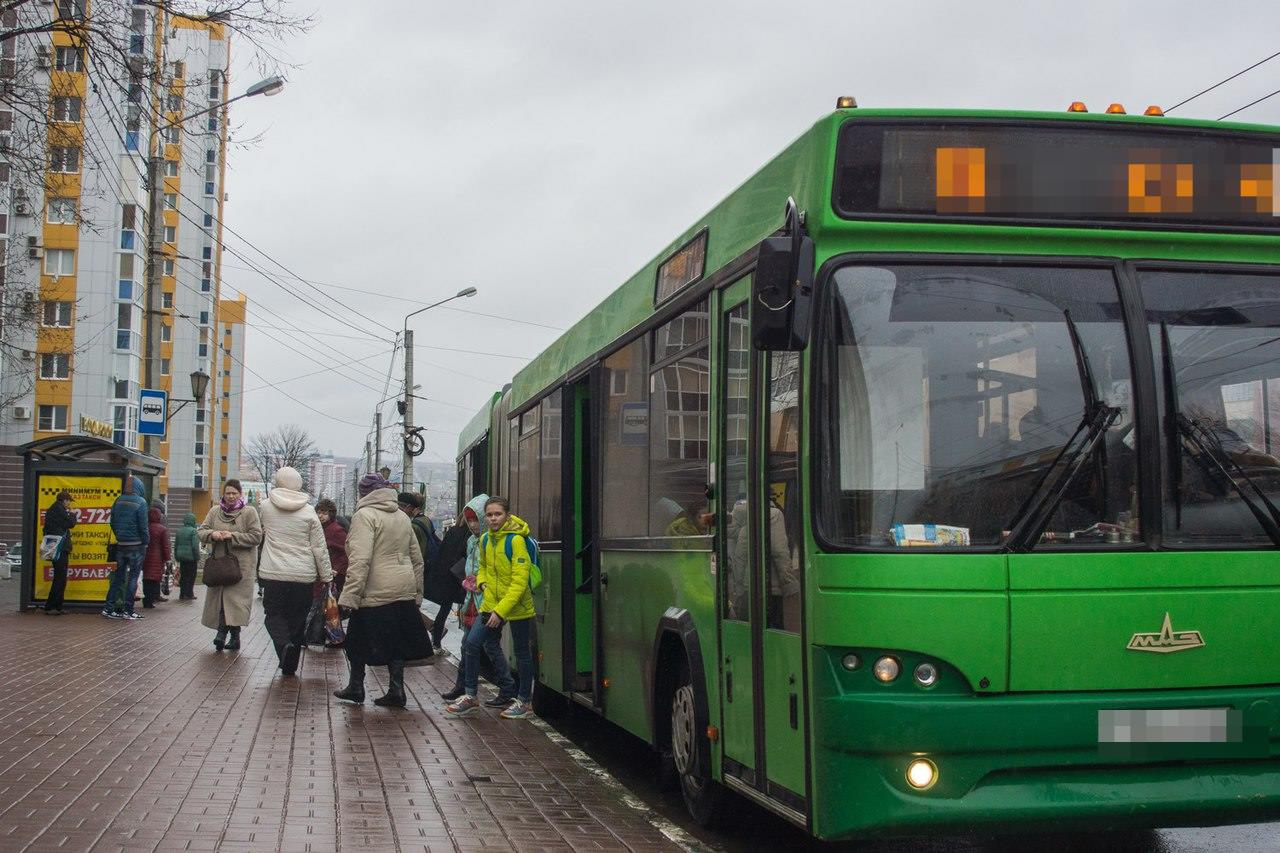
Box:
[141,506,171,608]
[315,498,348,597]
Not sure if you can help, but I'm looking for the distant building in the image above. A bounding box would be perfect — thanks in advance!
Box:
[310,457,349,504]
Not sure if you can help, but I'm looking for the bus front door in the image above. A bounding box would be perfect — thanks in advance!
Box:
[565,374,601,708]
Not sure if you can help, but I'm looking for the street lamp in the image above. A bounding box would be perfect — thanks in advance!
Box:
[142,76,287,454]
[401,287,477,488]
[165,369,211,422]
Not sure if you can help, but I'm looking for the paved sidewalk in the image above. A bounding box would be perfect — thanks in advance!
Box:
[0,583,681,853]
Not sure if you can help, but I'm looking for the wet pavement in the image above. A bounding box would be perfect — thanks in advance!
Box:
[0,581,680,852]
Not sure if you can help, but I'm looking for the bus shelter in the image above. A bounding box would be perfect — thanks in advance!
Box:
[15,436,165,611]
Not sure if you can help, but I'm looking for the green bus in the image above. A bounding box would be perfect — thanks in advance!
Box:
[456,101,1280,839]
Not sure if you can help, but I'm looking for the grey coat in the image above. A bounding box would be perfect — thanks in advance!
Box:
[198,504,263,628]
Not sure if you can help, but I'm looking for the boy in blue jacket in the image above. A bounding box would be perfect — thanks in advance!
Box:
[104,476,149,620]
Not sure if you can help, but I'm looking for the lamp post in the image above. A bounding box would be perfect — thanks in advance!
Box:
[141,76,285,457]
[164,369,211,422]
[402,287,477,489]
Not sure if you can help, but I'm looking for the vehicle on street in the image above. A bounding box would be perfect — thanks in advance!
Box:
[458,101,1280,840]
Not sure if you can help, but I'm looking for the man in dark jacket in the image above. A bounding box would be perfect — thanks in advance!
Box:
[398,491,452,648]
[42,490,77,614]
[104,476,149,620]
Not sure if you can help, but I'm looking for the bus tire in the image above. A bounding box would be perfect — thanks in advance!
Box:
[672,663,722,827]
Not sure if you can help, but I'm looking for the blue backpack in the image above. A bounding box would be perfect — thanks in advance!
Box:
[412,516,442,567]
[483,531,542,591]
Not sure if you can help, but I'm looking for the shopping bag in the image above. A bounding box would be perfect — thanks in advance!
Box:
[323,589,345,646]
[161,561,173,597]
[39,534,64,561]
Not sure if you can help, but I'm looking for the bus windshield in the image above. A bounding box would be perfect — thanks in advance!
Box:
[1145,268,1280,547]
[816,263,1139,549]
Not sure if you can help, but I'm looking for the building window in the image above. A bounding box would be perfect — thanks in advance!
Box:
[47,197,76,224]
[162,126,179,144]
[203,213,213,227]
[200,278,211,293]
[116,304,134,351]
[165,93,181,113]
[55,0,85,19]
[204,182,215,196]
[51,96,81,122]
[42,301,72,327]
[208,79,221,100]
[160,357,170,375]
[169,60,184,79]
[39,353,70,379]
[162,258,174,277]
[199,310,209,326]
[202,246,212,259]
[163,160,178,177]
[163,192,177,210]
[163,225,176,243]
[54,46,84,72]
[44,248,75,277]
[198,343,208,358]
[38,405,68,432]
[206,116,217,133]
[161,292,173,309]
[118,281,133,300]
[161,324,171,343]
[120,230,135,250]
[50,146,80,173]
[206,149,216,163]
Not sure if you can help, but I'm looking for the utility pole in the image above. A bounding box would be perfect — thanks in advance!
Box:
[374,410,383,474]
[141,152,162,457]
[402,327,414,493]
[365,440,372,475]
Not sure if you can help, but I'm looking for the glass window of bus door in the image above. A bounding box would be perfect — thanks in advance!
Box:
[650,299,711,540]
[602,338,651,538]
[766,351,801,631]
[722,303,751,619]
[1142,269,1280,547]
[816,264,1139,549]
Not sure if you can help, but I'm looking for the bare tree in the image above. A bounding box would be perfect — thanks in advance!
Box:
[245,423,318,491]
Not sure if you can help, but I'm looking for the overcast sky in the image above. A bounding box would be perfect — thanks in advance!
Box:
[222,0,1280,464]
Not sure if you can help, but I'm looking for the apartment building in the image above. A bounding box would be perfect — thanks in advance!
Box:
[0,3,245,544]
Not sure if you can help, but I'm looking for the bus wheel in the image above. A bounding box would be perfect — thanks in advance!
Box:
[672,667,721,826]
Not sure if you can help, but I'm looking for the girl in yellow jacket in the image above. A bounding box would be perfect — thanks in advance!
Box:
[445,496,536,719]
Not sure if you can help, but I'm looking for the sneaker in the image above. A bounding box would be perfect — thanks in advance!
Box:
[500,700,534,720]
[100,608,115,618]
[440,686,465,701]
[125,612,144,620]
[484,694,515,708]
[444,695,480,716]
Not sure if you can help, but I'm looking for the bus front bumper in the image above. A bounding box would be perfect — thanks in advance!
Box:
[810,681,1280,839]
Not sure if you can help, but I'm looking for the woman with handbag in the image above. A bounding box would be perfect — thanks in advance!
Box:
[333,473,432,707]
[42,490,77,615]
[199,479,263,651]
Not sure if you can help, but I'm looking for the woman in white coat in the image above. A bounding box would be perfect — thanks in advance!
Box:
[257,466,333,675]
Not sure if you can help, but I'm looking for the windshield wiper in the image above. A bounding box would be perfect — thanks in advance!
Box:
[1159,323,1280,545]
[1004,311,1120,552]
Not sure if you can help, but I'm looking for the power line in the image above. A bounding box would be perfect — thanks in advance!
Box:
[1218,85,1280,120]
[1166,48,1280,113]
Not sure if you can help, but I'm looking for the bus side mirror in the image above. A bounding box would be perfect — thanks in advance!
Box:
[752,199,814,351]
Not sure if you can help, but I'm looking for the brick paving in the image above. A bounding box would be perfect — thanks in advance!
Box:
[0,584,682,853]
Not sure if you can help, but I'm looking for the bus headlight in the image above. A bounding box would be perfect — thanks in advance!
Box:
[907,759,937,790]
[913,662,938,687]
[873,656,900,683]
[841,653,861,671]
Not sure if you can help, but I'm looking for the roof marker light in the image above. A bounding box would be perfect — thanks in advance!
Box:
[1067,101,1088,113]
[1106,103,1127,114]
[836,95,858,109]
[1144,105,1165,116]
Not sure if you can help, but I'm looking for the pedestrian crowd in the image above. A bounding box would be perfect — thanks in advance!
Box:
[41,471,540,720]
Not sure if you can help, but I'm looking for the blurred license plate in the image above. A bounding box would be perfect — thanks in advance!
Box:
[1098,708,1240,743]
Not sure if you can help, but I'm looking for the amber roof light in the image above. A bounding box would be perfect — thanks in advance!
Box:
[1144,105,1165,116]
[836,95,858,109]
[1067,101,1088,113]
[1106,103,1127,114]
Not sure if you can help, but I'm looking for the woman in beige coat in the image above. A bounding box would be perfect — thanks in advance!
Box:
[333,473,431,708]
[199,479,263,651]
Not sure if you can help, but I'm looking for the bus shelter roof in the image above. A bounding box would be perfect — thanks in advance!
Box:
[15,436,166,475]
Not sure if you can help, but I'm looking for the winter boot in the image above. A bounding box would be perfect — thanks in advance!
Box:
[373,661,407,708]
[224,627,241,651]
[213,626,227,652]
[333,662,365,704]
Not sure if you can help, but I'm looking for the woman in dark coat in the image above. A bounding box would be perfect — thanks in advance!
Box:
[141,506,171,608]
[42,490,77,614]
[428,517,469,646]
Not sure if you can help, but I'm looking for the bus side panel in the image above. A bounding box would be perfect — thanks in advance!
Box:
[536,547,564,693]
[598,548,716,743]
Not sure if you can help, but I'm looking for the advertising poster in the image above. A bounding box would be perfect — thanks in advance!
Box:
[33,475,121,603]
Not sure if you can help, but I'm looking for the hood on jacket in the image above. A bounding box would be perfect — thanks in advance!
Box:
[268,486,311,512]
[356,487,401,514]
[182,512,197,527]
[148,506,163,523]
[274,466,303,491]
[128,476,147,501]
[463,493,490,523]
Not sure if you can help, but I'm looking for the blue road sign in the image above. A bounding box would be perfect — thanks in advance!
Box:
[138,389,167,437]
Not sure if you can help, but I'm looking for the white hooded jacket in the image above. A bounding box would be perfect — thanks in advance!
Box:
[257,466,333,585]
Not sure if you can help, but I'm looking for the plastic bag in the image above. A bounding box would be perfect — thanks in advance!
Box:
[304,596,326,646]
[323,588,345,646]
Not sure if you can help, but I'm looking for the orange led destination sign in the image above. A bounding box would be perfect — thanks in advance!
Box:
[835,121,1280,230]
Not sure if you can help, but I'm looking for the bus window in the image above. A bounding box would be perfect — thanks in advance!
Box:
[723,304,751,620]
[817,264,1138,549]
[649,349,710,538]
[767,351,801,632]
[1143,269,1280,547]
[602,337,651,538]
[541,390,563,541]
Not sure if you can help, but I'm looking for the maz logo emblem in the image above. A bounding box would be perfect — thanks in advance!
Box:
[1127,612,1205,654]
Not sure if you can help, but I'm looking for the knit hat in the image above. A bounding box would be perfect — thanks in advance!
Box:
[397,491,423,509]
[274,466,303,490]
[359,472,389,497]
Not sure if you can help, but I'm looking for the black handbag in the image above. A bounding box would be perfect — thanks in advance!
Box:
[447,556,467,583]
[106,531,118,563]
[202,541,242,587]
